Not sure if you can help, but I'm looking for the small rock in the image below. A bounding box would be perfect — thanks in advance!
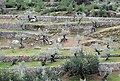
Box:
[33,46,41,49]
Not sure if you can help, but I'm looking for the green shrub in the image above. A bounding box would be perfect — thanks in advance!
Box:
[5,0,33,10]
[5,0,16,8]
[22,71,35,81]
[0,67,61,81]
[63,54,99,80]
[67,1,73,13]
[78,3,85,12]
[34,0,44,12]
[99,10,107,17]
[0,70,21,81]
[94,4,100,9]
[108,2,117,11]
[59,0,73,9]
[15,0,28,10]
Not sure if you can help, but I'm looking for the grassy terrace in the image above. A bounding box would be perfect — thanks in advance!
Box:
[0,19,90,24]
[0,49,71,56]
[107,72,120,81]
[0,47,120,69]
[93,49,120,55]
[0,57,120,69]
[0,48,120,56]
[0,59,68,68]
[101,57,120,62]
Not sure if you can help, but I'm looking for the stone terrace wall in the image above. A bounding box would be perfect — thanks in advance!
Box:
[2,54,120,62]
[100,62,120,71]
[0,32,16,38]
[2,55,73,62]
[0,15,15,19]
[0,22,92,30]
[22,20,120,29]
[0,62,120,72]
[0,22,22,30]
[88,17,120,22]
[0,21,120,31]
[0,15,120,30]
[1,15,120,22]
[1,55,120,72]
[0,31,38,39]
[0,46,11,49]
[25,22,92,29]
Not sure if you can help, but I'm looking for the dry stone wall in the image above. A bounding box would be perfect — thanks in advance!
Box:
[0,15,120,30]
[0,46,10,49]
[99,62,120,71]
[2,54,120,62]
[2,55,73,62]
[0,15,120,22]
[0,62,120,72]
[0,15,15,19]
[0,31,38,39]
[1,21,120,31]
[0,22,22,30]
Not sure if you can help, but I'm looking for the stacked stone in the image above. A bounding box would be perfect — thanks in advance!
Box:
[0,32,38,39]
[0,22,21,30]
[100,62,120,71]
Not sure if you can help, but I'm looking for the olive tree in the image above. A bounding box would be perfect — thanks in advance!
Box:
[103,37,114,61]
[40,29,50,45]
[75,34,84,45]
[60,20,70,43]
[15,33,27,48]
[60,28,69,43]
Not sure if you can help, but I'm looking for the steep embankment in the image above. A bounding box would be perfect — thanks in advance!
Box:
[90,25,120,38]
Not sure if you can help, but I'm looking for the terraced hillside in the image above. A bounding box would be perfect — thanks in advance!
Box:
[0,15,120,81]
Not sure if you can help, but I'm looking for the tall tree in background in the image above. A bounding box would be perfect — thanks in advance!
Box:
[74,0,90,5]
[35,0,44,12]
[60,0,73,9]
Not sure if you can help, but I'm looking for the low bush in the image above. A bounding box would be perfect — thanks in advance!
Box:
[34,0,44,12]
[0,67,62,81]
[63,53,99,80]
[5,0,16,8]
[0,70,21,81]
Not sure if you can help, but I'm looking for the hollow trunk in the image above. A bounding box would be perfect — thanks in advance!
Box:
[80,73,85,80]
[63,34,66,39]
[61,34,67,43]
